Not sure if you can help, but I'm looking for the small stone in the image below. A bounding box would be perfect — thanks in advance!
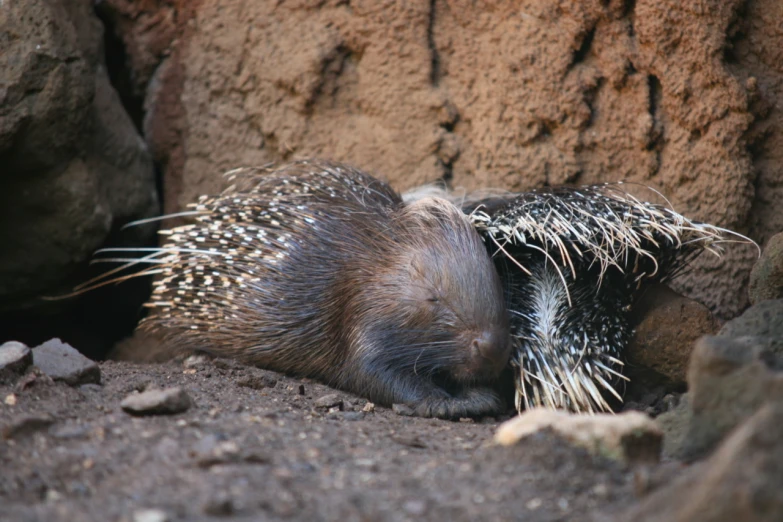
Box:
[236,374,278,390]
[392,403,414,416]
[355,458,377,468]
[495,408,662,464]
[592,483,609,498]
[133,509,169,522]
[183,354,210,368]
[362,402,375,413]
[314,393,343,409]
[2,414,56,440]
[4,394,16,405]
[203,494,235,516]
[192,436,252,468]
[403,499,427,516]
[526,498,543,510]
[391,434,427,449]
[121,387,193,416]
[32,339,100,386]
[0,341,33,376]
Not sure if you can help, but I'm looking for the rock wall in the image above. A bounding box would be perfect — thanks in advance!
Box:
[0,0,158,354]
[61,0,783,318]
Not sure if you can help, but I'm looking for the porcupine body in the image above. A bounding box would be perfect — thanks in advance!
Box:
[96,160,511,419]
[456,184,747,413]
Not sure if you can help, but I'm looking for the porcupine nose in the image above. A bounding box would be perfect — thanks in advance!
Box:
[471,330,511,376]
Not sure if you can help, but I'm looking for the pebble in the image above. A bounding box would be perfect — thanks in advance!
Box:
[236,374,278,390]
[0,341,32,376]
[32,339,100,386]
[495,408,663,464]
[133,509,169,522]
[202,494,235,516]
[391,434,427,449]
[121,387,193,416]
[403,499,427,516]
[314,393,343,409]
[183,354,211,368]
[2,414,56,440]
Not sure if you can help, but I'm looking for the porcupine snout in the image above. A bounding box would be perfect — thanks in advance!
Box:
[469,329,511,378]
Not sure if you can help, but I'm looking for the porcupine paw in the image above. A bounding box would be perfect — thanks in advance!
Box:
[413,387,504,420]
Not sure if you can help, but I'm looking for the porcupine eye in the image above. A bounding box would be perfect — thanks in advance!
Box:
[408,245,511,384]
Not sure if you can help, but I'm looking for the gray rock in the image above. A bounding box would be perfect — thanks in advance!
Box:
[718,298,783,338]
[121,387,193,416]
[32,339,100,386]
[657,299,783,460]
[0,341,33,376]
[617,402,783,522]
[749,232,783,305]
[0,0,157,314]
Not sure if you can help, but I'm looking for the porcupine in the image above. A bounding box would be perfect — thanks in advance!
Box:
[84,159,512,419]
[405,183,755,414]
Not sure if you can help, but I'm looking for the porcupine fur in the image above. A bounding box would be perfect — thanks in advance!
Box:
[83,160,512,419]
[406,183,755,414]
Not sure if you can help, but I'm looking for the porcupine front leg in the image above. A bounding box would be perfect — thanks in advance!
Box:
[413,387,504,419]
[347,363,504,419]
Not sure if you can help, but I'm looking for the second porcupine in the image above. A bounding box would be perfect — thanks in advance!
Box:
[102,159,512,419]
[404,183,756,414]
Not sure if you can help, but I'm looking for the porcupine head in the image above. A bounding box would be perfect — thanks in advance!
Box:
[335,196,513,415]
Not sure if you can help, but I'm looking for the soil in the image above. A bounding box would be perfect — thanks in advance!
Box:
[0,358,677,522]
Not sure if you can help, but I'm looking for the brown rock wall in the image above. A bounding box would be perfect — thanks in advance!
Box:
[102,0,783,318]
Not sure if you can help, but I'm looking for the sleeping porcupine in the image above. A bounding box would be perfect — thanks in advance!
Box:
[405,183,755,414]
[87,160,512,419]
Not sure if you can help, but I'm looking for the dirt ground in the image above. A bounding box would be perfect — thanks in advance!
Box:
[0,357,680,522]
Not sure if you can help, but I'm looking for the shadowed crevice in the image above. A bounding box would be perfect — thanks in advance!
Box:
[427,0,441,86]
[571,26,596,68]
